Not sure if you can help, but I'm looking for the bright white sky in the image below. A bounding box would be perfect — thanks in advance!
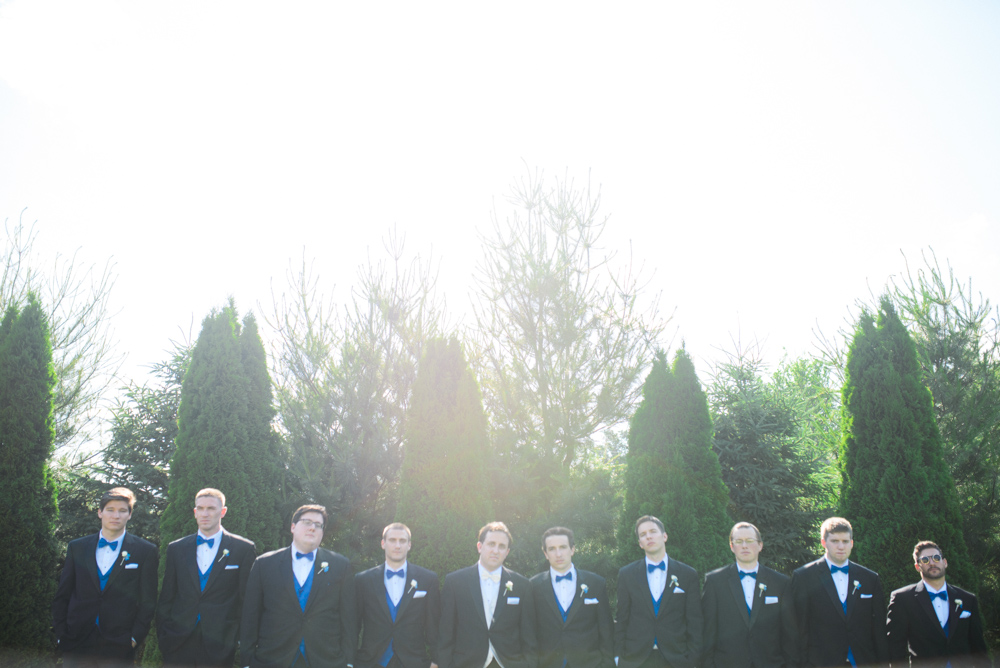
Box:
[2,1,999,430]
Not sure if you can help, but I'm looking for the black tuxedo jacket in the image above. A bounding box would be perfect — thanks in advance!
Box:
[529,568,614,668]
[438,564,537,668]
[701,563,796,668]
[52,532,159,656]
[156,529,256,664]
[886,581,989,668]
[790,558,889,668]
[614,557,702,668]
[240,546,357,668]
[355,562,441,668]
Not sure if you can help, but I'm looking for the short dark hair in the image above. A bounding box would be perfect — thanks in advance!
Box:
[100,487,135,512]
[382,522,411,540]
[913,540,943,564]
[729,522,761,543]
[478,521,512,546]
[820,517,853,541]
[292,504,328,525]
[541,526,575,550]
[634,515,664,538]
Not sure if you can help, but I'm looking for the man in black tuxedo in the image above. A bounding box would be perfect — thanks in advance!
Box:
[52,487,159,668]
[886,540,989,668]
[529,526,613,668]
[790,517,889,668]
[438,521,537,668]
[615,515,702,668]
[156,488,257,668]
[241,504,356,668]
[701,522,796,668]
[356,522,441,668]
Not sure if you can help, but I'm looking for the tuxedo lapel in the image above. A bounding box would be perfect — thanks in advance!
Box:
[726,565,751,628]
[83,533,101,592]
[563,572,584,626]
[946,584,959,639]
[105,533,134,590]
[818,561,844,616]
[202,531,229,593]
[912,582,943,636]
[377,564,397,622]
[183,535,201,593]
[636,562,657,618]
[304,549,329,614]
[539,572,563,622]
[470,566,489,629]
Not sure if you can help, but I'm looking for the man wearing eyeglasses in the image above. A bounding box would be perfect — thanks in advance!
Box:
[701,523,796,668]
[789,517,888,667]
[241,505,357,668]
[886,541,988,668]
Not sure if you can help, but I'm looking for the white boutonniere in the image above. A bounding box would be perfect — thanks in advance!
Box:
[319,561,329,573]
[852,580,861,595]
[580,583,589,597]
[120,551,130,565]
[758,583,767,598]
[217,548,230,563]
[670,575,679,588]
[505,580,514,596]
[407,579,417,594]
[955,599,963,611]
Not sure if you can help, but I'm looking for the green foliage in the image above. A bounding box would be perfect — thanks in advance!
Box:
[619,348,731,575]
[159,302,285,554]
[397,337,493,577]
[709,344,826,572]
[839,297,974,593]
[0,294,59,650]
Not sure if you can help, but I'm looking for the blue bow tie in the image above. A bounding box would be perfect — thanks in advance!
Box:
[739,571,757,580]
[386,568,404,579]
[295,551,314,561]
[647,561,666,573]
[555,572,573,583]
[830,564,849,575]
[196,535,214,548]
[98,537,119,551]
[929,590,948,602]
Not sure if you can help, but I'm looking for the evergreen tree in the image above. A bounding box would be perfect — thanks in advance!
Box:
[619,348,731,575]
[159,302,285,555]
[397,337,492,577]
[0,294,58,651]
[840,297,974,593]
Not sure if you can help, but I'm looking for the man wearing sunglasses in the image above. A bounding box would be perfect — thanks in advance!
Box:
[886,541,988,667]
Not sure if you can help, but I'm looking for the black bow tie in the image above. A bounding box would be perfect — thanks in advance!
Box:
[739,571,757,580]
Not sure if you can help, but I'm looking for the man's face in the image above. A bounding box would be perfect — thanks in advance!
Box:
[477,530,510,571]
[98,500,131,536]
[636,521,667,557]
[291,512,325,553]
[382,528,411,565]
[730,527,763,567]
[542,534,575,573]
[821,531,854,565]
[193,495,226,535]
[915,548,948,580]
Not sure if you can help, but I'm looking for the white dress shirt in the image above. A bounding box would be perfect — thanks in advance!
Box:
[645,555,669,600]
[478,562,504,668]
[385,561,408,606]
[550,565,577,612]
[737,567,758,610]
[196,528,223,574]
[96,530,125,574]
[292,546,318,587]
[925,582,949,628]
[825,556,849,603]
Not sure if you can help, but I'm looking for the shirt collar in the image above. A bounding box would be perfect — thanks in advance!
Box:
[645,555,669,570]
[478,562,502,580]
[291,545,318,559]
[550,564,576,581]
[198,528,223,542]
[737,565,758,575]
[824,556,848,570]
[99,530,126,545]
[385,561,408,573]
[925,581,947,594]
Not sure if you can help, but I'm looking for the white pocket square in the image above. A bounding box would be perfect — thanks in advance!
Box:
[413,590,427,598]
[960,611,972,619]
[673,587,685,594]
[225,564,239,570]
[507,597,520,604]
[860,593,872,599]
[584,598,599,605]
[124,563,139,570]
[765,596,778,604]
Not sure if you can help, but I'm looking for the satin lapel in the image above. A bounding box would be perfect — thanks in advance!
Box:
[637,562,657,618]
[946,585,959,639]
[84,533,101,591]
[183,535,201,593]
[727,565,751,628]
[105,533,134,589]
[470,567,489,629]
[845,565,858,620]
[304,549,330,614]
[912,582,942,635]
[378,565,396,622]
[202,532,229,593]
[563,572,585,626]
[280,548,303,613]
[540,572,562,621]
[818,562,844,617]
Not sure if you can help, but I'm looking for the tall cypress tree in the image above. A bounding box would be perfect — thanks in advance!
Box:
[396,337,492,577]
[0,294,58,651]
[619,348,731,575]
[840,297,975,592]
[159,302,285,555]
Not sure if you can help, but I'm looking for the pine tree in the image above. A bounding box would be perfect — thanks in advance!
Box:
[159,302,285,555]
[619,348,731,575]
[0,294,59,651]
[397,337,492,577]
[840,297,975,592]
